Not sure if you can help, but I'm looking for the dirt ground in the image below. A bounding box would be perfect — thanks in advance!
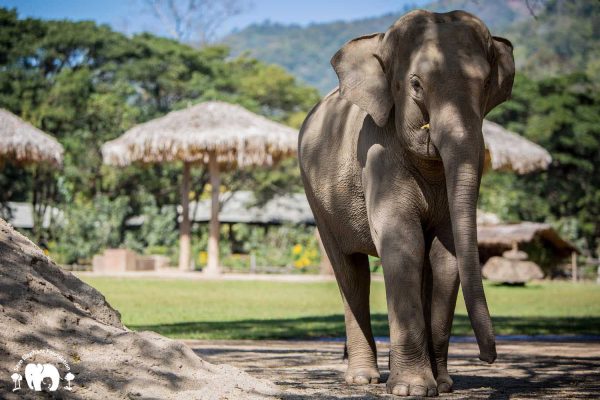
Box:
[187,339,600,399]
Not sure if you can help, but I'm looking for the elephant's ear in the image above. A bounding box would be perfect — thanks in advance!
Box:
[331,33,393,127]
[484,36,515,115]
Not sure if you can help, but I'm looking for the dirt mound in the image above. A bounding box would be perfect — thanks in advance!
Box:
[0,219,278,399]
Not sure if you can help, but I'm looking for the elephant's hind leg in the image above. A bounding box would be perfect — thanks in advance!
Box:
[427,231,460,393]
[319,228,379,385]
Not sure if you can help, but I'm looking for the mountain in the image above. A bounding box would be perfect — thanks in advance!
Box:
[222,1,533,93]
[222,13,403,95]
[503,1,600,80]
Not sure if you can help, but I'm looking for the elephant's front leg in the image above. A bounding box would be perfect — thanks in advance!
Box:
[379,218,438,397]
[428,230,460,393]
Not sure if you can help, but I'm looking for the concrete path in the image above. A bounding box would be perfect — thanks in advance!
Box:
[187,339,600,399]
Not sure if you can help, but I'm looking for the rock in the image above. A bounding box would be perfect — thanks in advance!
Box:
[0,218,278,399]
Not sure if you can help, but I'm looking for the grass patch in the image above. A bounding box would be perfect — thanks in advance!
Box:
[82,277,600,339]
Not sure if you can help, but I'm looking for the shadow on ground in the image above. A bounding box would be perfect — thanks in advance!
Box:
[131,314,600,340]
[189,340,600,399]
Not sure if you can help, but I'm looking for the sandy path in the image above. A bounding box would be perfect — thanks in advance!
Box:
[76,270,343,282]
[187,339,600,399]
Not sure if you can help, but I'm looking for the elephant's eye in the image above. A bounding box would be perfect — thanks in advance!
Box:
[411,79,422,91]
[409,76,424,100]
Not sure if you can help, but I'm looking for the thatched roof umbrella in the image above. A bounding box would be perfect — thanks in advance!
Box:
[102,101,298,274]
[477,222,579,256]
[0,109,63,167]
[482,120,551,174]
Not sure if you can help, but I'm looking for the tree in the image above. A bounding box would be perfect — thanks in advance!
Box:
[485,73,600,255]
[0,8,319,262]
[141,0,246,45]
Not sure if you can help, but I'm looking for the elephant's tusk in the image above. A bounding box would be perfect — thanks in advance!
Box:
[420,123,430,130]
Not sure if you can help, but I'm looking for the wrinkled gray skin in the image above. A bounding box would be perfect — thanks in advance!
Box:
[299,10,514,397]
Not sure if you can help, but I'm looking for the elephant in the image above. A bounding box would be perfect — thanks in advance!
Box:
[25,363,60,392]
[298,9,514,397]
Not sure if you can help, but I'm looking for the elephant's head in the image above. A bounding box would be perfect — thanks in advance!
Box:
[332,10,515,363]
[24,363,60,392]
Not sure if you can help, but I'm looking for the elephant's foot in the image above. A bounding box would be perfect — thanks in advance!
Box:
[344,365,380,385]
[386,369,438,397]
[435,370,453,393]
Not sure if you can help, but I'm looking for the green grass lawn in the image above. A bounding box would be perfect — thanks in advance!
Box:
[82,277,600,340]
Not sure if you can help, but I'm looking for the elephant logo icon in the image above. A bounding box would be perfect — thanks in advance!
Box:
[24,363,60,392]
[10,348,75,394]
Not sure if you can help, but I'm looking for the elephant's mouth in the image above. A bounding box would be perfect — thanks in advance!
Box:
[399,120,441,161]
[420,122,441,160]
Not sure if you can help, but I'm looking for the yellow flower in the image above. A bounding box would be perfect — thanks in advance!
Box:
[292,244,303,255]
[198,251,208,266]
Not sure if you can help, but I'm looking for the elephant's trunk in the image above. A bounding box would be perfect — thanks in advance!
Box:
[429,110,497,364]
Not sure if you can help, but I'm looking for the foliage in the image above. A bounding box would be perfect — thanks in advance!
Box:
[484,73,600,255]
[48,195,130,264]
[226,157,303,206]
[84,278,600,339]
[219,224,320,271]
[0,8,319,262]
[123,195,178,255]
[2,3,599,265]
[506,0,600,81]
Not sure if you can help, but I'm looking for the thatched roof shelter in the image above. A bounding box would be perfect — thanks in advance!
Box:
[478,222,579,258]
[102,101,298,274]
[102,101,297,168]
[0,109,63,167]
[482,120,551,175]
[188,191,314,225]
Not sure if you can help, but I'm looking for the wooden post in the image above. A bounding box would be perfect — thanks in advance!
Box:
[178,162,191,271]
[250,253,256,274]
[572,251,578,283]
[205,151,221,275]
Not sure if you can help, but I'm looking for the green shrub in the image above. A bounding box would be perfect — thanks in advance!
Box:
[48,195,130,264]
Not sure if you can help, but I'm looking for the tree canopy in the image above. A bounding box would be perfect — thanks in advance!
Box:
[1,2,599,265]
[0,8,319,262]
[484,73,600,255]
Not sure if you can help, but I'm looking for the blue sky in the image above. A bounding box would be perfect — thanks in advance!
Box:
[0,0,430,38]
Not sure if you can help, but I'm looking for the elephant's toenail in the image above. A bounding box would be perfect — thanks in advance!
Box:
[369,377,379,384]
[392,384,409,396]
[354,375,369,385]
[427,387,439,396]
[438,382,452,393]
[410,385,428,396]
